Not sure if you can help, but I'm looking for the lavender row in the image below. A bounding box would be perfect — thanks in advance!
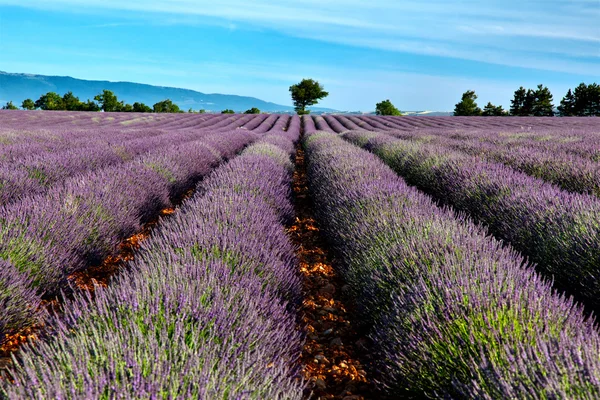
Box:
[305,130,600,398]
[0,113,251,162]
[0,130,258,339]
[3,133,303,399]
[382,128,600,197]
[0,110,241,131]
[344,130,600,312]
[312,116,335,133]
[0,129,219,205]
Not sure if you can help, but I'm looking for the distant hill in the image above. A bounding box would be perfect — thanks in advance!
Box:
[0,71,336,113]
[400,110,453,117]
[334,110,453,116]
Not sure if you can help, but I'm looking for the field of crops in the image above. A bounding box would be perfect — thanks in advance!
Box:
[1,110,600,399]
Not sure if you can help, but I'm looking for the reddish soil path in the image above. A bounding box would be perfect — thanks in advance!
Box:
[289,143,374,399]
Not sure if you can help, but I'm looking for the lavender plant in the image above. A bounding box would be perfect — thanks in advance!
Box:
[0,131,257,339]
[3,133,304,399]
[344,130,600,312]
[305,130,600,398]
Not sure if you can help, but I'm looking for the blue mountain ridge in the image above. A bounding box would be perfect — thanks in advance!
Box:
[0,71,337,113]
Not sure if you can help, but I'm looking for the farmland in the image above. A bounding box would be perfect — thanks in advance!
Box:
[1,110,600,399]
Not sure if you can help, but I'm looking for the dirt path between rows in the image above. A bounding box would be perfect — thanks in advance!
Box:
[289,142,374,399]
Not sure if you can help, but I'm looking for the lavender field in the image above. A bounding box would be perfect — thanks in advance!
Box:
[1,110,600,399]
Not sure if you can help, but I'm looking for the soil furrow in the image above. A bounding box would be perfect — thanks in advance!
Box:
[289,142,373,399]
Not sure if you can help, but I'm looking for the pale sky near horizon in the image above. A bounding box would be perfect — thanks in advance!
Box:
[0,1,598,111]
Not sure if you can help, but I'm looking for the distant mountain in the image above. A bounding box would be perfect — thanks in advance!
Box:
[0,71,336,113]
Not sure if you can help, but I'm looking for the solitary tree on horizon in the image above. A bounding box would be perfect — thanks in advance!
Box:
[289,79,328,115]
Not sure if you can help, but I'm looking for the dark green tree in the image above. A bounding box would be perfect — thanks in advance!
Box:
[510,87,527,116]
[531,84,554,116]
[94,90,122,112]
[375,99,402,116]
[132,102,152,113]
[244,107,261,114]
[573,83,590,116]
[557,89,576,116]
[482,102,506,116]
[153,99,180,113]
[589,83,600,116]
[62,91,84,111]
[511,86,551,116]
[1,101,18,110]
[21,99,35,110]
[453,90,482,116]
[198,109,206,114]
[121,103,134,112]
[79,99,100,112]
[221,109,235,114]
[522,89,536,116]
[289,78,329,115]
[35,92,65,110]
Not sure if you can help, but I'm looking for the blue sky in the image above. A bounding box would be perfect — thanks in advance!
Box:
[0,1,598,111]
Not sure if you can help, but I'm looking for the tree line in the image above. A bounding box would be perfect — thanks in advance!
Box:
[454,82,600,116]
[1,90,264,114]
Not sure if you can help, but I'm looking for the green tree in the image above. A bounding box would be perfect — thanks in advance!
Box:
[510,86,527,116]
[557,89,576,116]
[79,99,100,112]
[94,90,122,112]
[35,92,65,110]
[589,83,600,116]
[244,107,261,114]
[481,102,495,116]
[453,90,482,116]
[510,85,553,116]
[121,103,134,112]
[573,83,589,116]
[153,99,180,113]
[1,101,18,110]
[375,99,402,116]
[221,109,235,114]
[523,89,536,116]
[198,109,206,114]
[132,102,152,113]
[289,78,329,115]
[482,102,506,116]
[62,91,84,111]
[21,99,35,110]
[531,84,554,116]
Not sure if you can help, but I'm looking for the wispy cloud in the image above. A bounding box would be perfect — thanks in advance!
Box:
[2,0,598,76]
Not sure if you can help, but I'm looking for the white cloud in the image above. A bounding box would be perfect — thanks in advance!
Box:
[2,0,598,76]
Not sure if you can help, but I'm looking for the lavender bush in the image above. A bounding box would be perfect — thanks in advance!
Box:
[344,130,600,313]
[3,132,304,399]
[305,130,600,398]
[0,130,258,339]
